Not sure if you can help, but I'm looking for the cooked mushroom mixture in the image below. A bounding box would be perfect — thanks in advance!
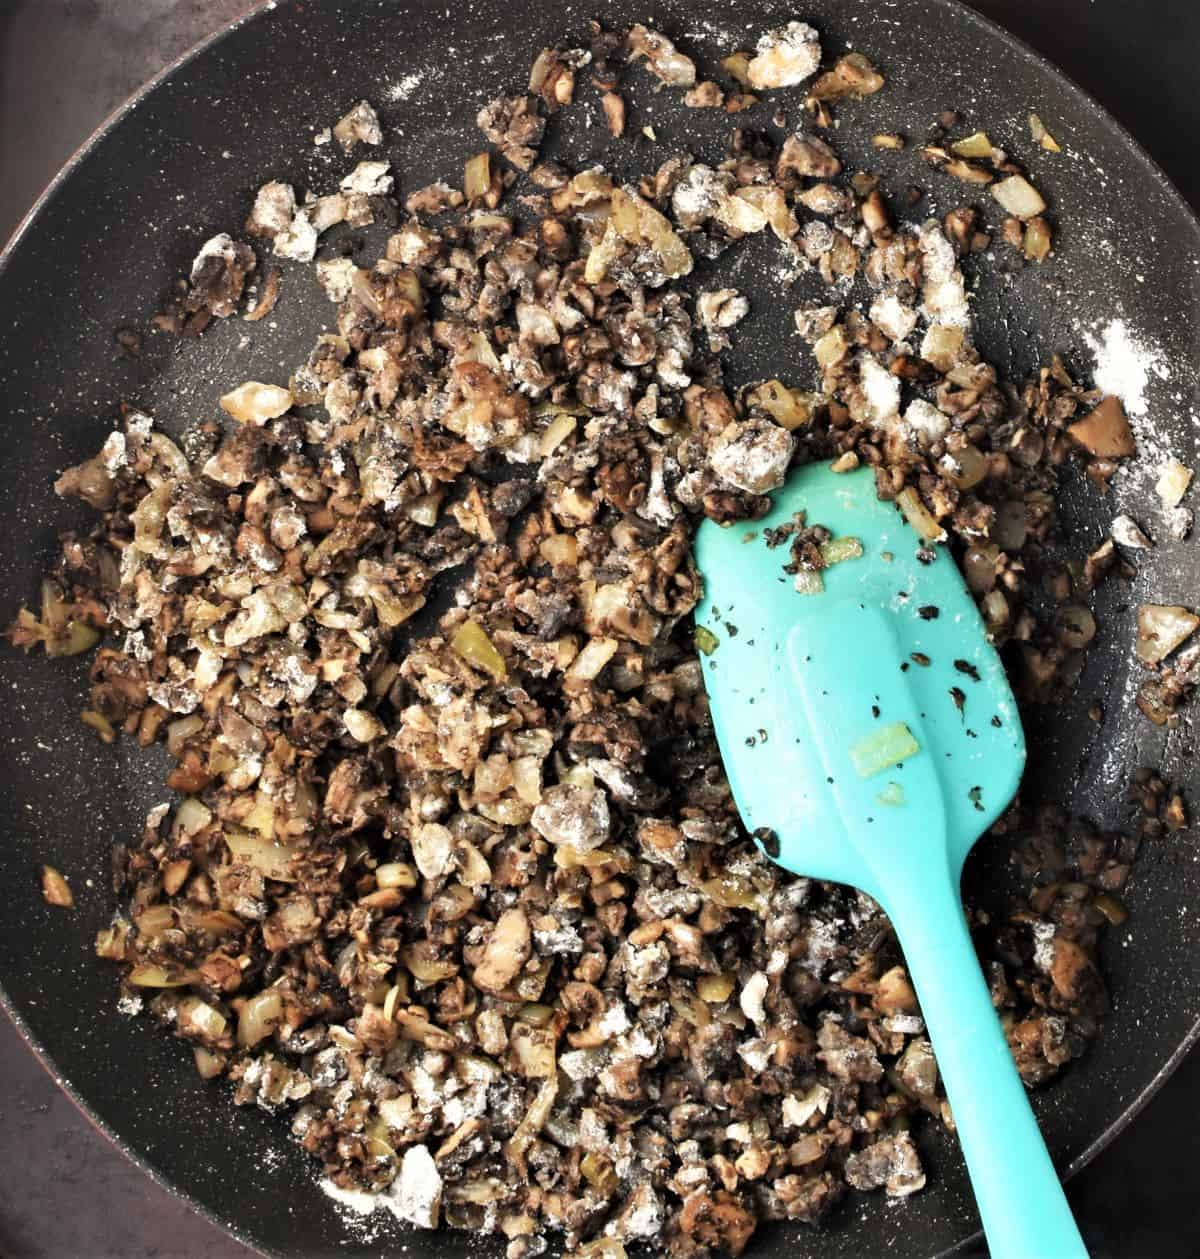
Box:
[10,18,1196,1259]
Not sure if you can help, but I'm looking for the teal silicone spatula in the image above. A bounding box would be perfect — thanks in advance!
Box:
[695,461,1088,1259]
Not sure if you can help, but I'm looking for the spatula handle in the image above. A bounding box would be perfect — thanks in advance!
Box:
[883,859,1089,1259]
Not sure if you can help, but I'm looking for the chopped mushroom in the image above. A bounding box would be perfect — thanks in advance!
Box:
[333,100,383,151]
[809,53,884,101]
[273,208,320,262]
[245,181,298,239]
[477,95,546,170]
[845,1132,927,1198]
[697,289,750,350]
[776,133,841,179]
[1068,396,1136,459]
[627,24,697,88]
[710,417,795,494]
[531,784,610,851]
[684,81,725,109]
[11,14,1175,1253]
[472,908,532,992]
[389,1145,443,1228]
[187,234,256,318]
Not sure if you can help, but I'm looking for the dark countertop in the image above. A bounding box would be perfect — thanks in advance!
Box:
[0,2,1197,1256]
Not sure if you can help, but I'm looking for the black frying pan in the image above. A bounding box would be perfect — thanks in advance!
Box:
[1,2,1197,1256]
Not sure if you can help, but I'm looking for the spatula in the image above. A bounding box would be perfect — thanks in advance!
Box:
[694,461,1088,1259]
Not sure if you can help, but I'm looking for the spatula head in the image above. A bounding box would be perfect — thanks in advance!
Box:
[694,462,1024,900]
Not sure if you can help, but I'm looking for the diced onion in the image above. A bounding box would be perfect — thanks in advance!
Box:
[1029,113,1062,152]
[1023,218,1052,261]
[920,324,964,372]
[670,992,711,1027]
[746,380,816,431]
[95,922,130,960]
[136,904,176,939]
[941,445,987,490]
[813,326,848,368]
[184,909,244,935]
[128,964,197,988]
[237,988,283,1047]
[964,543,1000,593]
[464,152,493,202]
[896,487,946,542]
[407,494,442,526]
[566,636,618,683]
[180,996,228,1039]
[175,797,212,836]
[577,1240,628,1259]
[698,973,735,1003]
[412,823,454,879]
[41,865,74,907]
[539,535,578,567]
[538,411,578,457]
[721,52,752,86]
[167,715,205,756]
[344,707,385,743]
[454,840,492,887]
[477,798,533,826]
[402,944,460,984]
[225,827,298,882]
[451,619,507,682]
[1055,605,1096,649]
[982,590,1010,629]
[193,1046,226,1079]
[1136,604,1199,664]
[992,174,1047,220]
[376,861,418,889]
[511,756,543,805]
[951,131,993,159]
[1156,459,1193,509]
[219,381,293,426]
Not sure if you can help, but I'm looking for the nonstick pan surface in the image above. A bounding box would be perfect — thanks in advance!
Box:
[0,2,1197,1256]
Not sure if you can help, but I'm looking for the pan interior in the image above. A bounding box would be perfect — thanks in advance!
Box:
[0,2,1197,1257]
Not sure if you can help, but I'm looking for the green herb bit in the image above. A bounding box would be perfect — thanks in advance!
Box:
[695,626,720,655]
[850,722,920,778]
[819,536,864,566]
[876,782,906,806]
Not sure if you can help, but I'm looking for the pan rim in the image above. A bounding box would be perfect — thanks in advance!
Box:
[0,2,1197,1258]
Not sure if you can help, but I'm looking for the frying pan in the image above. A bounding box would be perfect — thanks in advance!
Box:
[0,1,1197,1256]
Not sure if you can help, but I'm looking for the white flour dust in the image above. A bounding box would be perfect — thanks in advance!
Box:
[319,1179,386,1244]
[386,69,428,102]
[1082,317,1168,419]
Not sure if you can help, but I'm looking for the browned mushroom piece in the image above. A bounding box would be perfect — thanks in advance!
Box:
[476,94,546,170]
[1068,394,1137,458]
